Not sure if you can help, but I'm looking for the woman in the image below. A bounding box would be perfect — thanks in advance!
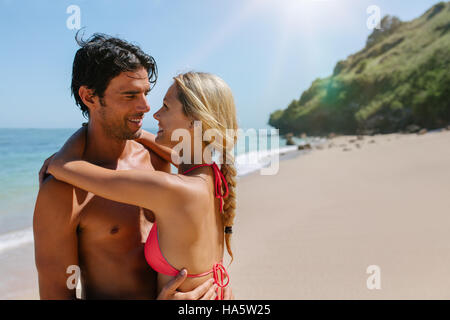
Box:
[46,72,238,299]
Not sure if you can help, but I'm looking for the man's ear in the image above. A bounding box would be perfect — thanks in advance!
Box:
[79,86,98,112]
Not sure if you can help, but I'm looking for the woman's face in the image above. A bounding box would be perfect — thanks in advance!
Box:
[153,83,193,148]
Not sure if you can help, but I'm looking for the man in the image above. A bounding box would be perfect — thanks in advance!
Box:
[33,34,229,299]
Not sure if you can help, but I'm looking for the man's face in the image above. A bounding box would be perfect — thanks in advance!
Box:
[94,67,151,140]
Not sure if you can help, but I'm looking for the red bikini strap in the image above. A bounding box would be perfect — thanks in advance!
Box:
[182,162,229,213]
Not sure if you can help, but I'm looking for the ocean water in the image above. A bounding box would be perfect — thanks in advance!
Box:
[0,129,78,235]
[0,128,321,255]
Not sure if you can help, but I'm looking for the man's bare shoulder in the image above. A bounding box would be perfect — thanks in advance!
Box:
[34,175,84,223]
[38,175,83,204]
[40,175,74,194]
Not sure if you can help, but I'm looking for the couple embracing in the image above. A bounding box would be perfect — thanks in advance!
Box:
[34,33,237,300]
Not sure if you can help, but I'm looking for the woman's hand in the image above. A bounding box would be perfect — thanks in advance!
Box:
[47,126,87,179]
[38,153,56,188]
[136,129,180,167]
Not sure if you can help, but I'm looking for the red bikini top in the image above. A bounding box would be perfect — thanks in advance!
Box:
[144,162,230,299]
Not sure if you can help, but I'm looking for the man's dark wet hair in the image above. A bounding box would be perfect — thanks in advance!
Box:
[71,32,157,119]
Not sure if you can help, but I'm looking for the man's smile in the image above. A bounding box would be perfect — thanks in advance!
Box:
[127,115,144,128]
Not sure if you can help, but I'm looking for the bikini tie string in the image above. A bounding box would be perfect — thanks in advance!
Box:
[182,162,229,213]
[212,262,230,300]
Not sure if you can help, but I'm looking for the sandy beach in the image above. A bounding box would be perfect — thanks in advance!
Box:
[4,129,450,299]
[231,129,450,299]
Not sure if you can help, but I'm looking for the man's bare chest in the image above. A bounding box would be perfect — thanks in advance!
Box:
[78,196,154,240]
[75,149,156,246]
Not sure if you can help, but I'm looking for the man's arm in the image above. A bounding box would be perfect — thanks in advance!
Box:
[33,176,81,299]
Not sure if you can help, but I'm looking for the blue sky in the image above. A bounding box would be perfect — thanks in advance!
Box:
[0,0,440,129]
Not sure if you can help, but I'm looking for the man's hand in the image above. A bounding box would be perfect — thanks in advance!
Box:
[223,285,235,300]
[157,269,218,300]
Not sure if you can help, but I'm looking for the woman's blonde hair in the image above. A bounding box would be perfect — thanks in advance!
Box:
[174,72,238,262]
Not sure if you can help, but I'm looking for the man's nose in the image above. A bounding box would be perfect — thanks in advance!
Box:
[136,94,151,113]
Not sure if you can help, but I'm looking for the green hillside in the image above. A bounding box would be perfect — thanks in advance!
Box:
[269,2,450,135]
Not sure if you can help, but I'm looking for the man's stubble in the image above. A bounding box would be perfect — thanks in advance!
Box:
[98,97,143,141]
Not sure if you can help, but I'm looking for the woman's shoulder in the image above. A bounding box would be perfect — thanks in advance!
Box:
[167,173,212,219]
